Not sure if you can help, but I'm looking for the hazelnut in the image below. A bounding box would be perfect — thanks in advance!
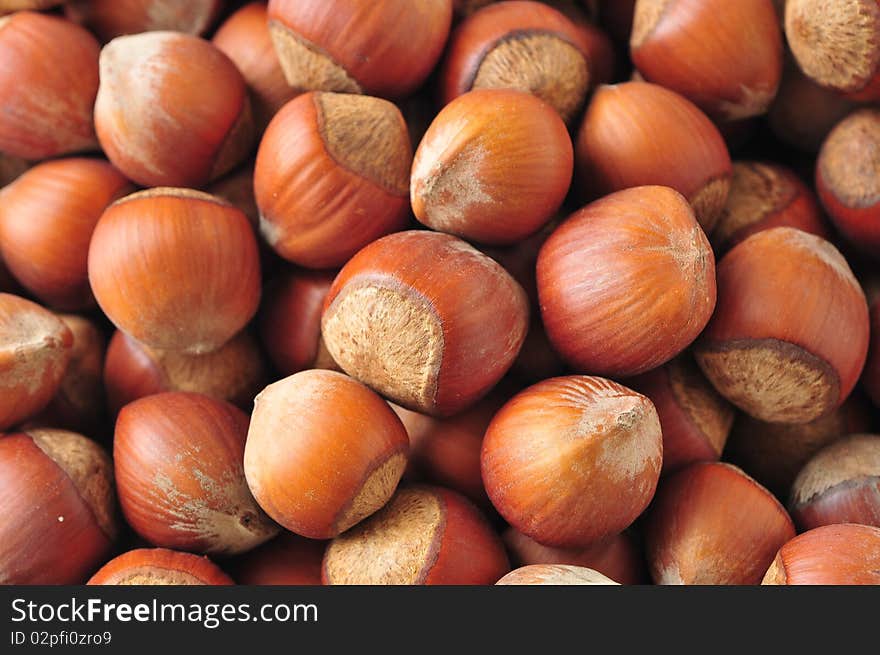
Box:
[631,0,783,120]
[0,429,117,584]
[88,188,261,355]
[482,375,663,548]
[322,485,509,585]
[88,548,233,585]
[254,91,411,268]
[789,434,880,531]
[321,231,529,417]
[267,0,453,98]
[538,185,716,377]
[244,370,409,539]
[411,89,572,245]
[115,392,279,555]
[695,227,869,424]
[574,82,732,232]
[0,11,100,161]
[645,462,795,585]
[95,31,254,187]
[0,158,132,311]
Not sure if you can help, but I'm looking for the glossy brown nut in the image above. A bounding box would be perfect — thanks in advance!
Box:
[762,524,880,585]
[322,485,510,585]
[627,354,734,475]
[88,188,261,355]
[645,462,796,585]
[789,434,880,531]
[695,227,869,424]
[574,82,732,232]
[631,0,783,120]
[724,395,872,499]
[259,270,338,377]
[441,1,594,122]
[0,429,117,584]
[0,158,132,310]
[95,31,254,188]
[0,294,73,430]
[245,370,409,539]
[115,392,279,555]
[0,11,100,160]
[785,0,880,101]
[411,89,572,246]
[254,91,411,268]
[65,0,224,41]
[88,548,233,585]
[321,231,529,417]
[103,330,267,415]
[267,0,453,98]
[213,3,300,132]
[713,161,830,255]
[229,533,325,586]
[503,528,648,585]
[815,109,880,255]
[496,564,619,585]
[482,376,663,548]
[538,186,716,377]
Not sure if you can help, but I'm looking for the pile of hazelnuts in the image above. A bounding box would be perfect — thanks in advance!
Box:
[1,0,880,587]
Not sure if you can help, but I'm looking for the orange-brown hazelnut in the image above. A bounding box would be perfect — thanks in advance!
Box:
[321,231,529,417]
[0,158,132,311]
[230,533,325,586]
[762,524,880,585]
[785,0,880,101]
[695,228,869,424]
[322,485,509,585]
[0,429,117,584]
[94,31,254,188]
[115,392,279,555]
[645,462,795,585]
[713,161,830,255]
[538,186,716,377]
[0,11,100,161]
[574,81,732,232]
[503,528,648,585]
[267,0,453,98]
[815,109,880,255]
[65,0,224,41]
[724,395,872,498]
[628,354,734,475]
[259,270,339,377]
[213,3,299,131]
[411,89,572,246]
[789,434,880,531]
[441,1,596,123]
[244,370,409,539]
[631,0,783,120]
[254,91,411,269]
[482,376,663,548]
[88,188,261,355]
[496,564,619,585]
[88,548,233,585]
